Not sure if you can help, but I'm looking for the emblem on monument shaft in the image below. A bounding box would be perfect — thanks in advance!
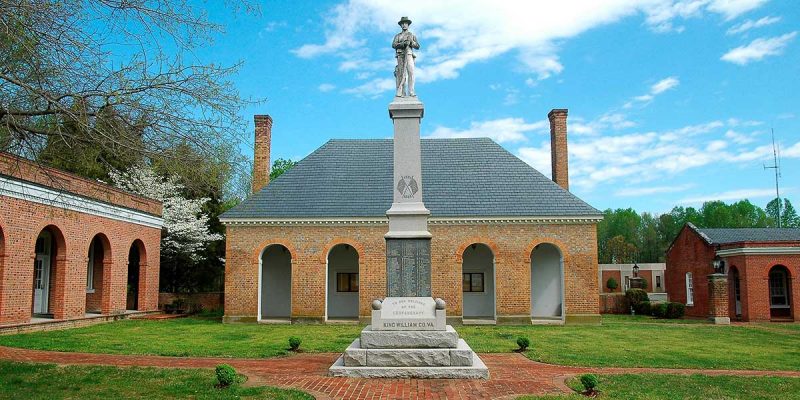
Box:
[397,175,419,199]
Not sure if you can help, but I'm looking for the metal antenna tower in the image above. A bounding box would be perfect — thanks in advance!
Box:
[764,128,782,227]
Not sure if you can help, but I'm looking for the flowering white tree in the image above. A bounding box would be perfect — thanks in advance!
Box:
[110,166,223,261]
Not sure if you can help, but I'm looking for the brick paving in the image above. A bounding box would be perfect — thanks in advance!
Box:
[1,346,799,399]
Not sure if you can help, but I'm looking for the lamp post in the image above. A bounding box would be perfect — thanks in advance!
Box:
[712,255,726,274]
[629,263,644,290]
[632,263,640,278]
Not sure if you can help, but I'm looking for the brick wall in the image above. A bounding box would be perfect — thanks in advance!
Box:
[599,293,627,314]
[665,226,715,318]
[224,221,599,323]
[159,292,224,312]
[0,195,161,325]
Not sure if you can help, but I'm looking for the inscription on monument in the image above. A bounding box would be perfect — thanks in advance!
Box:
[387,239,431,297]
[371,297,444,331]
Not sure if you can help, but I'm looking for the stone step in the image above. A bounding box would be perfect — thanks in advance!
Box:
[360,325,459,349]
[343,339,475,367]
[330,351,489,379]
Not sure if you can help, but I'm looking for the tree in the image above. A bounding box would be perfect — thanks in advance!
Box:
[270,158,298,180]
[767,197,800,228]
[1,0,255,180]
[606,277,619,292]
[110,166,223,291]
[604,235,638,264]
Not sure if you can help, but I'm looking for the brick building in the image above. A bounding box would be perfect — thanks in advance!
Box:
[666,223,800,322]
[221,109,603,325]
[0,153,162,325]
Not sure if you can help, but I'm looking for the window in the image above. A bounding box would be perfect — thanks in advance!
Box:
[86,241,96,292]
[685,272,694,306]
[336,273,358,292]
[463,273,484,292]
[769,269,789,307]
[656,275,662,289]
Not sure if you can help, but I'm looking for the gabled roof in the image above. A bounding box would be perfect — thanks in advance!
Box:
[688,222,800,245]
[222,138,601,220]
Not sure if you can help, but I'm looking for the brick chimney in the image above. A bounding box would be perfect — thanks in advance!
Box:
[548,109,569,191]
[252,114,272,194]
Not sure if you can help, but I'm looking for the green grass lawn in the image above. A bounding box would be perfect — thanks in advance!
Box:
[1,315,798,371]
[520,374,800,399]
[0,360,312,399]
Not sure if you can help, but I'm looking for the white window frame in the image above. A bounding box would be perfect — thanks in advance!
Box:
[685,272,694,306]
[86,240,95,293]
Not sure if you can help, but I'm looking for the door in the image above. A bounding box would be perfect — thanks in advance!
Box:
[33,234,52,314]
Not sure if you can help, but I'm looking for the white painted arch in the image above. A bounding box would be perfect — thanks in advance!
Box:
[325,244,360,320]
[258,244,292,320]
[530,243,565,320]
[462,243,496,320]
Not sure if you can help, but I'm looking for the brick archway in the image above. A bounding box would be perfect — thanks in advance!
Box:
[85,233,112,314]
[768,265,793,320]
[252,239,297,264]
[31,225,67,318]
[320,239,366,264]
[324,242,361,320]
[454,238,500,263]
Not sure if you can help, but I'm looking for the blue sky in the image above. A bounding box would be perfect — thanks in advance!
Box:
[200,0,798,213]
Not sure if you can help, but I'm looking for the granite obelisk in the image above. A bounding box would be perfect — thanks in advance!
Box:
[385,96,431,296]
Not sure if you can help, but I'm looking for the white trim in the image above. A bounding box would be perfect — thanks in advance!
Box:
[86,240,95,291]
[685,272,694,306]
[716,247,800,256]
[0,176,163,229]
[220,215,603,226]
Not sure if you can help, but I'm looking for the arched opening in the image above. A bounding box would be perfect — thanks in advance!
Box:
[127,240,146,311]
[326,244,359,321]
[729,266,742,318]
[259,244,292,320]
[530,243,564,320]
[462,243,495,320]
[32,226,66,317]
[769,265,792,320]
[86,234,111,315]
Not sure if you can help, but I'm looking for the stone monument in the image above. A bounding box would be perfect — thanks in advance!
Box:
[329,17,488,379]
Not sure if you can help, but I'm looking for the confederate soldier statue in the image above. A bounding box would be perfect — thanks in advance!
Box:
[393,16,419,97]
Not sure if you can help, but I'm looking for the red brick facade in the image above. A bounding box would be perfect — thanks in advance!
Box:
[666,225,800,322]
[0,153,162,325]
[223,221,600,324]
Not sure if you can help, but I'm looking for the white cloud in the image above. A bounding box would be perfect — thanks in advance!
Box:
[706,0,769,21]
[679,188,778,205]
[721,31,798,65]
[342,78,396,98]
[318,83,337,92]
[515,117,799,190]
[724,129,756,144]
[726,15,781,35]
[426,118,548,144]
[294,1,767,96]
[627,76,680,108]
[615,184,694,197]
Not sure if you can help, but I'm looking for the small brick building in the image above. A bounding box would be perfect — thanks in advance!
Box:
[0,153,162,325]
[221,110,603,325]
[666,223,800,322]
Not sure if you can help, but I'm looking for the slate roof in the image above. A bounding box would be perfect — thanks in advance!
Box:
[222,138,601,220]
[690,223,800,244]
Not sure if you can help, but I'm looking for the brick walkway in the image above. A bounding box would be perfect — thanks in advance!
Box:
[2,346,799,399]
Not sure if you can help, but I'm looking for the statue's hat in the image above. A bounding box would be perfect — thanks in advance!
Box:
[397,16,412,26]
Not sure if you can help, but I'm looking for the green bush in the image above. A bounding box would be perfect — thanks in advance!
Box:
[625,288,649,313]
[606,277,619,292]
[288,336,302,351]
[516,336,531,351]
[640,278,648,289]
[580,374,599,391]
[635,301,651,316]
[666,302,686,319]
[650,302,668,318]
[215,364,236,387]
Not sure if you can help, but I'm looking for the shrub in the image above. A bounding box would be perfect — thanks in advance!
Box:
[516,336,531,351]
[580,374,599,391]
[650,302,668,318]
[625,288,649,312]
[640,278,648,290]
[288,336,302,351]
[606,277,619,292]
[215,364,236,387]
[666,302,686,319]
[635,301,651,316]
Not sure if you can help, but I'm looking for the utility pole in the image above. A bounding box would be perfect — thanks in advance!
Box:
[764,128,782,227]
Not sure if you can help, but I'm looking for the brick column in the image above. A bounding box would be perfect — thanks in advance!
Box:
[548,109,569,190]
[707,273,730,324]
[252,115,273,194]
